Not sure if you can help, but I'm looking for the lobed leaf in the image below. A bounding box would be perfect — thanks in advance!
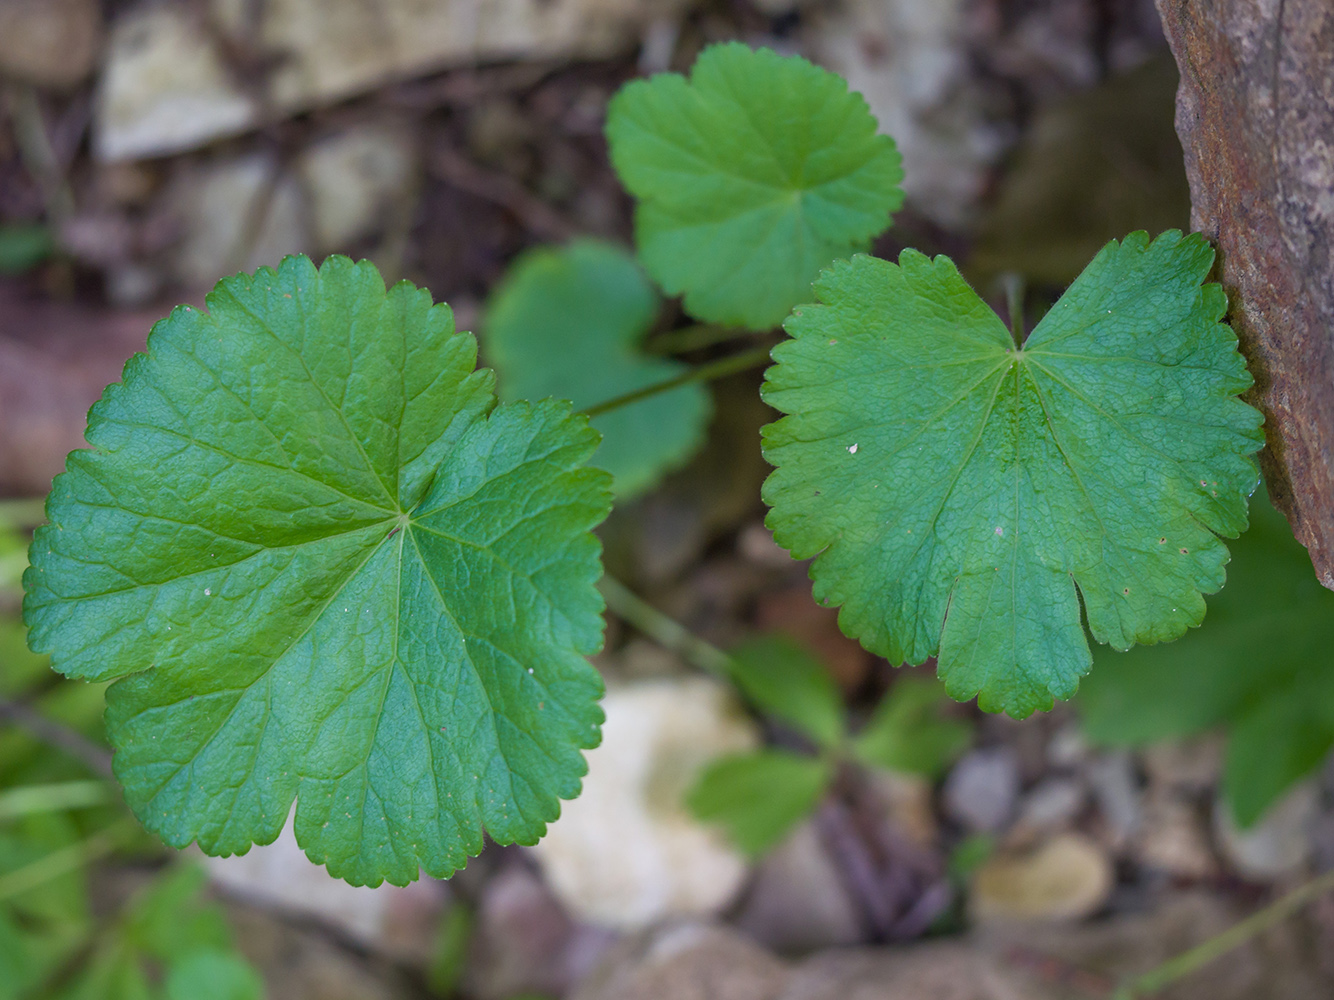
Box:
[24,256,614,885]
[762,231,1264,717]
[483,240,711,498]
[606,42,903,330]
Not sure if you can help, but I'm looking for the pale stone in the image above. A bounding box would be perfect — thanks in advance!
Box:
[168,152,309,288]
[970,833,1113,924]
[204,815,442,961]
[96,7,256,161]
[97,0,690,161]
[299,124,415,253]
[0,0,102,88]
[810,0,1005,229]
[1138,789,1216,879]
[529,677,758,930]
[1215,780,1317,881]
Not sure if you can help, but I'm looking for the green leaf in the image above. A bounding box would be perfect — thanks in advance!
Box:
[726,635,844,748]
[165,950,264,1000]
[686,749,831,856]
[0,225,53,276]
[852,677,971,778]
[606,42,903,330]
[56,865,257,1000]
[23,255,614,886]
[762,231,1264,718]
[483,240,711,498]
[1079,496,1334,826]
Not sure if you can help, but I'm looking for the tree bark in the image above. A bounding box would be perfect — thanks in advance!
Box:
[1155,0,1334,588]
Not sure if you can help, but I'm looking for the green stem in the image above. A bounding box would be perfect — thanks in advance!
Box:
[0,819,135,903]
[1113,866,1334,999]
[598,576,733,677]
[0,780,111,821]
[644,323,758,355]
[580,345,772,418]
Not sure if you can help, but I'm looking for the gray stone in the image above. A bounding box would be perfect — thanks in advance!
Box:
[943,748,1020,833]
[298,124,415,253]
[1215,780,1317,881]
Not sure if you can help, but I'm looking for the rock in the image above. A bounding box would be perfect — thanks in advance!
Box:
[1157,0,1334,585]
[298,124,415,253]
[810,0,1004,228]
[942,748,1020,833]
[168,152,310,288]
[1137,790,1217,879]
[969,833,1113,924]
[572,923,789,1000]
[1045,724,1089,769]
[1143,737,1223,795]
[783,942,1028,1000]
[0,0,101,89]
[733,821,864,953]
[96,6,257,161]
[528,677,758,929]
[1011,777,1086,839]
[203,817,443,963]
[227,897,415,1000]
[1215,780,1317,881]
[464,863,618,1000]
[97,0,693,161]
[1085,750,1142,848]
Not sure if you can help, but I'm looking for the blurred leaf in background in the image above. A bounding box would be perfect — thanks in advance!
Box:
[968,56,1190,289]
[725,635,845,749]
[0,226,53,277]
[1079,496,1334,826]
[483,239,711,498]
[852,678,971,779]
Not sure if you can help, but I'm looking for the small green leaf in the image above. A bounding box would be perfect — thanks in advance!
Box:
[853,678,971,778]
[0,225,53,276]
[762,231,1264,718]
[727,635,844,748]
[24,255,613,886]
[483,240,711,498]
[686,749,831,856]
[1080,496,1334,826]
[166,950,264,1000]
[606,42,903,330]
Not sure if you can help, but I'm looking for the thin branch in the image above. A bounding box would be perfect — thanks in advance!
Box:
[597,576,731,677]
[0,698,113,778]
[428,145,578,242]
[580,344,771,418]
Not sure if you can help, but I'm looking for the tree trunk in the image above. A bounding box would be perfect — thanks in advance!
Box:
[1155,0,1334,588]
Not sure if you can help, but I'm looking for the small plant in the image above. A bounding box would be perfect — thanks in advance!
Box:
[23,42,1263,889]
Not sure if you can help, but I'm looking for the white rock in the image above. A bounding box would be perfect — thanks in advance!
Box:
[96,6,257,161]
[299,124,415,253]
[203,815,442,959]
[1215,780,1317,881]
[811,0,1005,229]
[168,152,309,288]
[98,0,691,161]
[529,677,758,930]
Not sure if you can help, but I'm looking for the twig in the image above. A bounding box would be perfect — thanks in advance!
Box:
[580,344,771,418]
[0,698,114,778]
[597,576,731,677]
[429,145,578,242]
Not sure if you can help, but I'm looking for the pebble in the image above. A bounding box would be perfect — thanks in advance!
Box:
[970,833,1113,924]
[943,748,1020,833]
